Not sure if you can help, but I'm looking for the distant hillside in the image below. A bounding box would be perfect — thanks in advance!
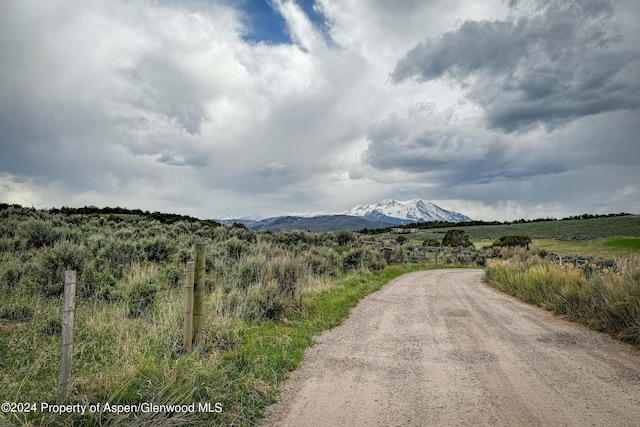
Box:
[218,198,472,232]
[422,215,640,241]
[248,215,391,232]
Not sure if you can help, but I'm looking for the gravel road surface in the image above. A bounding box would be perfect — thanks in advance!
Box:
[261,269,640,426]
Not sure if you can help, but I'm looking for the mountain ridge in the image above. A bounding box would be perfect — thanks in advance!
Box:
[342,198,471,225]
[217,199,471,232]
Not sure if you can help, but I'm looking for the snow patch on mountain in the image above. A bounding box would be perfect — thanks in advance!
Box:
[217,213,263,222]
[342,199,471,224]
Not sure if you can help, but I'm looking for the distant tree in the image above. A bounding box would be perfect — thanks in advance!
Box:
[442,229,473,248]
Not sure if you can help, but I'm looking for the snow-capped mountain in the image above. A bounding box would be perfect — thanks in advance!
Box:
[239,213,263,221]
[215,199,470,231]
[217,213,263,222]
[342,199,471,224]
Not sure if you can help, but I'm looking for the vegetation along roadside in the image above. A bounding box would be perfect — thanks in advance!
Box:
[485,247,640,349]
[0,204,475,426]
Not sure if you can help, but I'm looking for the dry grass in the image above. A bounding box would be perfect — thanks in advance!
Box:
[486,252,640,346]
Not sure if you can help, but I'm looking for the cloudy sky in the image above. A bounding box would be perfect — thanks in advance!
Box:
[1,0,639,221]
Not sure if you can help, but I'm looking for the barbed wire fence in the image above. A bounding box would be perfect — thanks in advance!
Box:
[1,241,564,406]
[56,243,205,404]
[0,244,207,405]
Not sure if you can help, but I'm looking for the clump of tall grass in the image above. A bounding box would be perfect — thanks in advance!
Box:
[486,253,640,345]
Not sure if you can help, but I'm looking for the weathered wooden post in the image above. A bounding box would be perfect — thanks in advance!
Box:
[193,243,205,344]
[57,270,76,404]
[183,261,195,351]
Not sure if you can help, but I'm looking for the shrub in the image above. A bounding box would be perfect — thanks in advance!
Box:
[449,247,481,265]
[31,240,88,297]
[0,237,22,252]
[21,220,59,249]
[423,238,441,247]
[98,240,142,278]
[49,240,87,272]
[225,237,248,260]
[176,246,191,264]
[493,234,532,248]
[127,279,158,318]
[230,224,255,243]
[237,256,266,290]
[1,263,23,288]
[442,229,473,248]
[268,257,301,299]
[224,288,243,317]
[383,246,407,264]
[343,247,385,272]
[486,255,640,345]
[304,247,341,277]
[142,238,176,263]
[336,231,356,247]
[80,259,117,300]
[163,264,183,289]
[244,281,287,320]
[24,261,62,298]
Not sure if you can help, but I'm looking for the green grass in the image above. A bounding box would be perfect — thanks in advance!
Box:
[461,215,640,240]
[604,238,640,250]
[0,264,457,426]
[533,238,640,258]
[375,215,640,243]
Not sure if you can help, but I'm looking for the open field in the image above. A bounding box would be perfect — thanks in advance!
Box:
[605,238,640,250]
[373,216,640,259]
[373,215,640,243]
[533,238,640,258]
[470,238,640,258]
[462,215,640,240]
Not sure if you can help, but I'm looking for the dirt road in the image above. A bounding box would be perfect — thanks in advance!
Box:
[261,269,640,426]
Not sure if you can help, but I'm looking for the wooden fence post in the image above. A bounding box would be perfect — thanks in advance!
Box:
[57,270,76,404]
[193,243,205,344]
[183,261,195,351]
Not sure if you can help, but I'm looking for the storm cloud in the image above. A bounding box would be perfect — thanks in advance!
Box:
[392,0,640,131]
[0,0,638,220]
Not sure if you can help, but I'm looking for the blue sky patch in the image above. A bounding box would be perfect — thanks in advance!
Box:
[240,0,329,45]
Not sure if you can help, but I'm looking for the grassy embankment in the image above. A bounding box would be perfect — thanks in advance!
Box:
[485,248,640,349]
[1,263,453,426]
